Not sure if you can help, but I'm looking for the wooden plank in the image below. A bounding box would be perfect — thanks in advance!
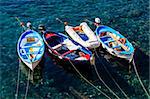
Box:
[108,33,129,51]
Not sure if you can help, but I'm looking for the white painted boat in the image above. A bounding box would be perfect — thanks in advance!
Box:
[65,22,100,49]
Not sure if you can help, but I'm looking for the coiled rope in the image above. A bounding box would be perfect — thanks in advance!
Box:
[132,59,150,98]
[69,60,112,99]
[94,49,129,99]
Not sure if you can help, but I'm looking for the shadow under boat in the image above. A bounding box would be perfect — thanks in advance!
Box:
[19,56,45,84]
[94,43,149,95]
[18,42,149,97]
[46,49,94,79]
[19,50,93,85]
[131,44,149,79]
[46,47,136,95]
[98,42,149,79]
[19,42,149,81]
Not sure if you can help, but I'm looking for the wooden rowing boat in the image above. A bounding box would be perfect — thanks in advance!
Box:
[95,26,134,62]
[65,22,100,49]
[43,32,95,64]
[17,30,45,70]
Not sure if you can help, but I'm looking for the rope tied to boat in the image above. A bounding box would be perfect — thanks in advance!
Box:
[15,60,31,99]
[92,49,120,99]
[15,59,21,99]
[24,68,31,99]
[132,59,150,98]
[69,60,112,99]
[93,63,120,99]
[94,49,129,99]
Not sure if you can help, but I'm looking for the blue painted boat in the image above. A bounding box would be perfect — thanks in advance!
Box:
[17,30,45,70]
[43,32,95,64]
[95,26,134,62]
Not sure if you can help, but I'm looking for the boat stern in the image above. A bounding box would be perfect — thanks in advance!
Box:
[88,40,100,49]
[90,54,95,65]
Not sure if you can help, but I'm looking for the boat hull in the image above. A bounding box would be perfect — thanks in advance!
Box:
[95,26,134,62]
[65,22,100,49]
[43,32,94,65]
[17,30,45,70]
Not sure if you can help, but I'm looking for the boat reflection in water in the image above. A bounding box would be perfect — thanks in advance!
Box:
[19,57,44,84]
[18,44,149,98]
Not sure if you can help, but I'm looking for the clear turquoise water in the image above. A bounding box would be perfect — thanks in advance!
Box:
[0,0,149,98]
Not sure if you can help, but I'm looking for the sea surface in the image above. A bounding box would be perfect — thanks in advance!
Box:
[0,0,149,99]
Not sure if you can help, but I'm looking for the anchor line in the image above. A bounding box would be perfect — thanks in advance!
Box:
[69,60,112,99]
[93,63,120,99]
[24,68,31,99]
[132,59,150,97]
[94,49,129,99]
[15,60,21,99]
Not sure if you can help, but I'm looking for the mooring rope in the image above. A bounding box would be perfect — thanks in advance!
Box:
[24,68,31,99]
[94,50,129,99]
[93,63,120,99]
[132,59,150,97]
[69,60,112,99]
[15,60,21,99]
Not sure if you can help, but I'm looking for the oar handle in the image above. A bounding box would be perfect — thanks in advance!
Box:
[56,18,63,23]
[15,17,21,23]
[109,33,129,51]
[15,17,26,30]
[56,18,68,25]
[84,19,94,25]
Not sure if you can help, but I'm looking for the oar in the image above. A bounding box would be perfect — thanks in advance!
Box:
[84,19,94,25]
[56,18,69,36]
[15,17,26,30]
[84,18,103,26]
[108,33,129,51]
[56,18,63,23]
[15,17,21,23]
[56,18,68,26]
